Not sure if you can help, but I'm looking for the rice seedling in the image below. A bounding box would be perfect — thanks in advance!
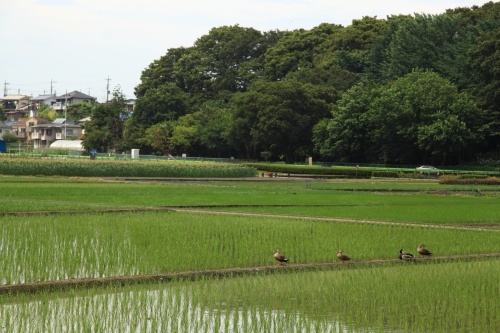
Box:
[0,176,497,331]
[0,211,498,285]
[0,260,497,332]
[1,177,499,224]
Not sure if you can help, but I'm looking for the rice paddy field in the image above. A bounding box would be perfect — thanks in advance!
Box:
[0,174,499,332]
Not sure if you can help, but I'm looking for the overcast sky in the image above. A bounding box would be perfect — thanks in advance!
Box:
[0,0,492,102]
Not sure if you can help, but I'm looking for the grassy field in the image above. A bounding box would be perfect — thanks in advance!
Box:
[0,175,498,332]
[0,260,497,332]
[1,176,499,224]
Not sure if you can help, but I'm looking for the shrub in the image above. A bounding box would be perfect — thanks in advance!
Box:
[242,163,371,178]
[439,175,500,185]
[371,171,399,178]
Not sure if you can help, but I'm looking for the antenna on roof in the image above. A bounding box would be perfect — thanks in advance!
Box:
[3,81,9,97]
[50,79,57,95]
[106,76,111,103]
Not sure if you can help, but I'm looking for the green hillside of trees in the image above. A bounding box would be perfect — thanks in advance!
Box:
[84,1,500,165]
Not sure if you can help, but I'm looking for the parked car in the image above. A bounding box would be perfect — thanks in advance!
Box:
[416,165,440,175]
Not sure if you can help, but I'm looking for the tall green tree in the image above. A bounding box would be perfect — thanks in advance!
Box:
[36,104,58,122]
[135,47,191,98]
[192,100,233,157]
[313,82,382,162]
[133,84,190,127]
[366,13,473,87]
[66,102,93,121]
[168,114,199,155]
[135,25,281,109]
[369,70,485,164]
[468,26,500,146]
[264,23,342,81]
[142,121,173,155]
[82,87,127,153]
[231,80,338,163]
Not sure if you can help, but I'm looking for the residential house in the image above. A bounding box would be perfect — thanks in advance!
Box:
[0,95,31,121]
[52,91,96,112]
[11,117,50,143]
[31,118,83,149]
[78,116,91,135]
[29,94,57,115]
[125,99,136,114]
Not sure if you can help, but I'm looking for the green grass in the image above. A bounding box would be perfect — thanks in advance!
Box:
[2,178,499,225]
[209,193,500,224]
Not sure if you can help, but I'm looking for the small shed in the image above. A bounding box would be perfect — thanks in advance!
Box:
[0,140,6,153]
[49,139,85,151]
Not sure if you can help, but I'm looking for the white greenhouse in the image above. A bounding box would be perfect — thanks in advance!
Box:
[49,140,85,151]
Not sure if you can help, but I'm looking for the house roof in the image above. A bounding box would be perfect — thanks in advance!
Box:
[29,117,51,124]
[31,94,56,102]
[1,95,30,101]
[32,123,81,129]
[10,121,25,128]
[55,91,96,101]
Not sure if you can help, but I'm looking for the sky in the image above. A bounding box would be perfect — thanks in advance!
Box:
[0,0,493,102]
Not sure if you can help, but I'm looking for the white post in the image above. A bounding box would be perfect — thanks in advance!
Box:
[64,90,67,139]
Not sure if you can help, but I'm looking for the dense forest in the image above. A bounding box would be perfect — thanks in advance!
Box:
[83,2,499,165]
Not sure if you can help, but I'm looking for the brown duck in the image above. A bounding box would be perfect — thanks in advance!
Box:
[417,244,432,257]
[399,249,414,260]
[274,249,289,265]
[337,249,351,263]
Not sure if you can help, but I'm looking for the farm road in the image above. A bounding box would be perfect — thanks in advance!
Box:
[2,205,498,231]
[170,207,500,232]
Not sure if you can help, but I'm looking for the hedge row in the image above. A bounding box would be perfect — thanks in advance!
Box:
[439,175,500,185]
[0,158,257,178]
[242,163,372,178]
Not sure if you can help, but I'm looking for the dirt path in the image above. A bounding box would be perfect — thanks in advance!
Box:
[2,205,498,231]
[1,253,498,295]
[171,208,500,231]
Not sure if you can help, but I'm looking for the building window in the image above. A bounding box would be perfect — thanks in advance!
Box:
[47,129,52,135]
[66,129,74,135]
[29,122,35,127]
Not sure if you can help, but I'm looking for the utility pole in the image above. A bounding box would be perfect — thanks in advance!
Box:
[3,81,9,97]
[64,90,68,139]
[105,76,111,103]
[50,79,57,95]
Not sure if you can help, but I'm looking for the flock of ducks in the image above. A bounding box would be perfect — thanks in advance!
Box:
[399,244,432,260]
[274,244,432,265]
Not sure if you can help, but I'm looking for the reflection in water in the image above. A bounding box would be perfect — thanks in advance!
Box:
[0,287,361,333]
